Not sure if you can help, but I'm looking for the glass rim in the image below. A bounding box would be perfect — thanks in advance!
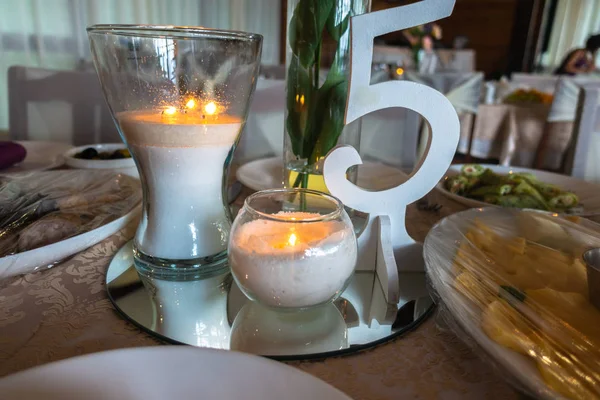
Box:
[243,189,345,223]
[86,24,263,42]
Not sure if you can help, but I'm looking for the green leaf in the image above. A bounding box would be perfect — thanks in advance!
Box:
[288,0,334,68]
[325,7,349,42]
[309,80,348,163]
[320,50,346,91]
[285,54,312,157]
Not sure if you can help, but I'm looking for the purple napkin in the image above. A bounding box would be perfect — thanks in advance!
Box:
[0,142,27,170]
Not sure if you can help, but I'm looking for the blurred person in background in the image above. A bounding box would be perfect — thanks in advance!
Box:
[554,33,600,75]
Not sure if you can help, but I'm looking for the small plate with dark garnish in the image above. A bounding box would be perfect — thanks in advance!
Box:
[64,144,137,176]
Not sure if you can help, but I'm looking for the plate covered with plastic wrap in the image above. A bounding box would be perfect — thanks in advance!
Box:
[0,170,141,278]
[424,207,600,399]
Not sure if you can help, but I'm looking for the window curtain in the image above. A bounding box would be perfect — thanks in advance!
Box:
[540,0,600,68]
[0,0,281,131]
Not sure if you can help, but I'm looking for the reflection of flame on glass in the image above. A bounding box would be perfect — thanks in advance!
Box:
[288,233,297,247]
[185,98,196,109]
[294,94,305,106]
[163,106,177,115]
[396,67,404,75]
[204,101,217,115]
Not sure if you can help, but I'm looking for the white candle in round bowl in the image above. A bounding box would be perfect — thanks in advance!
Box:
[118,109,241,260]
[229,211,357,309]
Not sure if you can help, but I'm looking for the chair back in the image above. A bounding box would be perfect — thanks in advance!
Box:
[235,79,285,163]
[405,71,483,155]
[8,66,119,145]
[405,71,482,97]
[437,49,475,72]
[360,69,420,170]
[563,82,600,182]
[259,64,286,80]
[547,78,580,122]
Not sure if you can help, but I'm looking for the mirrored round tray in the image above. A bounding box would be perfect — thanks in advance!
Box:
[106,241,434,360]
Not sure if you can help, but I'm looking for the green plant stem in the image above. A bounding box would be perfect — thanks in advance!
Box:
[292,170,303,188]
[302,170,309,189]
[291,41,323,190]
[314,41,321,89]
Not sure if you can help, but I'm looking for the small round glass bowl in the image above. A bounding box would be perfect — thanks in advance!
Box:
[228,189,357,310]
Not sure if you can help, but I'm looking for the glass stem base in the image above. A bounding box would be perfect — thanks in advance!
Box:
[133,247,229,281]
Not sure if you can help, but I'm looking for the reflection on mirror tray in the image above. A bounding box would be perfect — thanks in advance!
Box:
[106,241,435,360]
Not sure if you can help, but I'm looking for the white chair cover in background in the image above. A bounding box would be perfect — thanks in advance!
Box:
[359,70,419,170]
[405,71,483,156]
[259,65,286,80]
[235,79,285,163]
[563,82,600,182]
[538,77,600,170]
[418,51,439,74]
[238,68,421,171]
[8,66,119,145]
[0,0,282,132]
[547,78,580,122]
[436,49,476,73]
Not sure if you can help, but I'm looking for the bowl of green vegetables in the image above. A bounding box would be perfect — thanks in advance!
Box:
[436,164,600,216]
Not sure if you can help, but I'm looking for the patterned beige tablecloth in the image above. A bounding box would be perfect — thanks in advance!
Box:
[0,189,520,400]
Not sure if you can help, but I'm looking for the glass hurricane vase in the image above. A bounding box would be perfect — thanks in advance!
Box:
[88,25,262,280]
[284,0,371,192]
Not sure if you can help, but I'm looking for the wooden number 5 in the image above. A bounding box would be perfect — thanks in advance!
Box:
[324,0,460,303]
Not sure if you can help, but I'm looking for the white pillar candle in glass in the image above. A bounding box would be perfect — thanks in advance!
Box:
[118,102,240,261]
[229,189,358,310]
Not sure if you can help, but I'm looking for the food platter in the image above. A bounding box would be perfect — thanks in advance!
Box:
[0,170,141,278]
[424,207,600,399]
[436,164,600,217]
[63,143,138,177]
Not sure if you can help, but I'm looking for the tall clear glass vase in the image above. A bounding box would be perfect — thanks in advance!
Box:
[88,26,262,281]
[284,0,371,193]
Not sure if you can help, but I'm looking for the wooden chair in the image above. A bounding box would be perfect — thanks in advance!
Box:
[562,82,600,182]
[8,66,120,145]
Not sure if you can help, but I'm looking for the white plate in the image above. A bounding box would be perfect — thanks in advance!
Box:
[436,164,600,216]
[236,157,409,192]
[64,143,138,177]
[64,143,134,169]
[423,207,590,400]
[0,347,352,400]
[0,171,141,279]
[1,141,72,175]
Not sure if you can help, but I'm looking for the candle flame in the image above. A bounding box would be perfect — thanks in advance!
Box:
[164,106,177,115]
[287,233,297,247]
[185,98,196,109]
[204,101,217,115]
